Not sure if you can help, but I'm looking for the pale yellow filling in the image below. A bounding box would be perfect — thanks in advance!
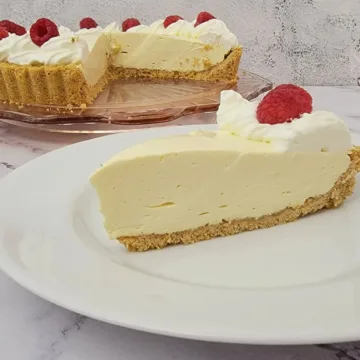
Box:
[90,132,350,238]
[79,33,109,86]
[111,32,229,72]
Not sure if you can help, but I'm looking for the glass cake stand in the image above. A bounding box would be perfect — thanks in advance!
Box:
[0,70,273,134]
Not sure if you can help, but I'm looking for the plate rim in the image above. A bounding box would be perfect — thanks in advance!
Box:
[1,124,360,345]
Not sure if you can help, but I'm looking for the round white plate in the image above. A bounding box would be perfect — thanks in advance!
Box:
[1,125,360,345]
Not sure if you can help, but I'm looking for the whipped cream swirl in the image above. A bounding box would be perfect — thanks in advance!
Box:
[103,22,121,33]
[192,19,238,50]
[75,23,120,35]
[58,25,73,36]
[8,33,89,65]
[216,90,352,152]
[128,19,238,51]
[0,33,32,62]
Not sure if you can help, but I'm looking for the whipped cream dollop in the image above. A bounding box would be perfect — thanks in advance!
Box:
[58,25,73,36]
[8,33,89,65]
[128,19,238,51]
[216,90,352,152]
[192,19,238,50]
[76,26,103,36]
[76,23,120,35]
[0,33,30,61]
[103,22,121,33]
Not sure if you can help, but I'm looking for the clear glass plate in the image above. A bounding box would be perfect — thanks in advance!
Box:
[0,69,272,134]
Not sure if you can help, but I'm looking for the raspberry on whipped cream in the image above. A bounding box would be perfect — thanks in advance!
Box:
[122,18,141,32]
[80,17,98,29]
[194,12,216,27]
[163,15,183,29]
[256,85,313,124]
[217,90,351,152]
[0,20,26,36]
[30,18,60,46]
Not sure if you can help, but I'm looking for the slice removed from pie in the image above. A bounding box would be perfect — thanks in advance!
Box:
[0,13,241,106]
[90,85,360,251]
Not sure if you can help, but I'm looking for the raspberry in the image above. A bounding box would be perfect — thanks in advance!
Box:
[0,20,26,35]
[256,84,313,125]
[163,15,183,28]
[122,18,141,32]
[79,17,98,29]
[194,12,216,27]
[0,27,9,40]
[30,18,59,47]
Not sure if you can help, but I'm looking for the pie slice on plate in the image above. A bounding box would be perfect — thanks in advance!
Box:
[90,85,360,251]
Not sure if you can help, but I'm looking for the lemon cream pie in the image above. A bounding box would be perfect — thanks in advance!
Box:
[90,85,360,251]
[0,12,241,106]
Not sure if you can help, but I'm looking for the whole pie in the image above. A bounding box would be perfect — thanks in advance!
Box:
[0,13,242,106]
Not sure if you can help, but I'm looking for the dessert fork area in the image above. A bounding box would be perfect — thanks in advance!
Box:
[0,86,360,360]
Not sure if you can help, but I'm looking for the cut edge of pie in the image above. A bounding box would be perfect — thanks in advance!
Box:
[0,47,242,106]
[117,146,360,252]
[108,47,242,83]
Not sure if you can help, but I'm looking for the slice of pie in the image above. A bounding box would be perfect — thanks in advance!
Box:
[90,85,360,251]
[0,12,241,106]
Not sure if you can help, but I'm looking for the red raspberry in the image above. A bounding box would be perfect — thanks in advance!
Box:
[122,18,141,32]
[194,12,216,27]
[256,84,313,125]
[30,18,59,47]
[0,27,9,40]
[0,20,26,35]
[163,15,183,29]
[79,17,98,29]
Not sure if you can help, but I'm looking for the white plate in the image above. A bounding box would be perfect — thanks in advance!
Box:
[1,125,360,345]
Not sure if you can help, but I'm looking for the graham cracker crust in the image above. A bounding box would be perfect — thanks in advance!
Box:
[0,47,241,106]
[109,47,242,84]
[0,62,109,106]
[118,147,360,252]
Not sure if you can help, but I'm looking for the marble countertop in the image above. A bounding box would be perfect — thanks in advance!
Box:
[1,86,360,360]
